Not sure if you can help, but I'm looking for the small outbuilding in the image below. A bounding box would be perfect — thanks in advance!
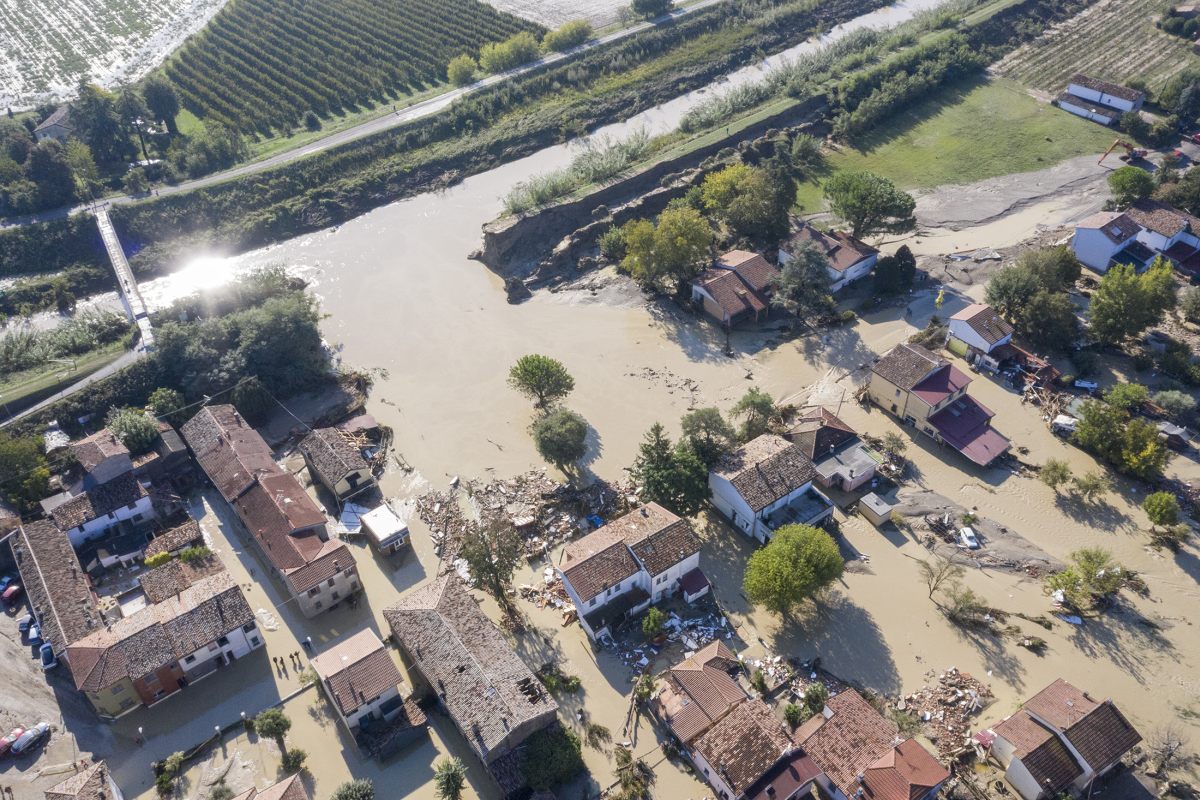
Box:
[298,428,375,501]
[361,504,409,555]
[858,492,895,527]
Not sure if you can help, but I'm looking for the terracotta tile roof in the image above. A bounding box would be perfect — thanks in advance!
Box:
[862,737,950,800]
[66,570,254,692]
[50,472,148,530]
[44,761,111,800]
[716,250,779,289]
[299,428,370,489]
[282,540,354,594]
[785,407,858,460]
[144,519,204,557]
[994,709,1084,793]
[34,105,72,133]
[561,503,699,599]
[659,641,746,743]
[383,576,558,764]
[1126,198,1200,239]
[139,553,223,604]
[230,774,310,800]
[693,700,793,796]
[1068,74,1145,102]
[1075,211,1140,245]
[714,434,816,513]
[235,472,326,536]
[911,363,971,407]
[928,396,1010,467]
[871,343,944,391]
[182,405,282,502]
[796,689,899,798]
[786,223,878,273]
[311,629,401,716]
[1022,679,1141,772]
[951,304,1013,346]
[71,430,128,472]
[12,520,102,654]
[695,267,770,320]
[745,749,824,800]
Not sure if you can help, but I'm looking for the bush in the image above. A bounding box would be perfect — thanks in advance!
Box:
[642,606,666,639]
[148,387,185,424]
[253,708,291,742]
[598,225,627,261]
[1143,492,1182,526]
[107,407,160,454]
[156,773,176,797]
[447,54,477,86]
[751,669,768,695]
[784,703,805,728]
[281,748,307,772]
[179,545,212,563]
[145,552,172,568]
[1153,389,1196,421]
[479,31,540,73]
[543,20,592,52]
[330,780,375,800]
[631,0,671,18]
[532,407,588,468]
[303,111,320,132]
[521,725,584,790]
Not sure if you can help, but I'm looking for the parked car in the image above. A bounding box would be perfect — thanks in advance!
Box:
[0,727,25,756]
[16,614,32,633]
[0,576,14,593]
[958,527,981,549]
[10,723,49,755]
[28,624,41,644]
[39,643,56,671]
[2,584,22,604]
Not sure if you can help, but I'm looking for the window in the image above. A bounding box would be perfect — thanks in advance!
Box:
[351,581,360,592]
[314,601,323,610]
[895,388,901,397]
[343,567,356,577]
[589,597,596,607]
[328,578,336,587]
[217,636,229,647]
[112,683,125,694]
[133,514,143,522]
[332,591,340,601]
[249,637,261,648]
[184,655,196,665]
[144,673,160,686]
[127,502,137,510]
[308,586,321,597]
[208,643,219,652]
[243,622,256,634]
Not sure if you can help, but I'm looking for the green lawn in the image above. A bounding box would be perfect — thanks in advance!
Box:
[0,342,127,415]
[794,77,1117,211]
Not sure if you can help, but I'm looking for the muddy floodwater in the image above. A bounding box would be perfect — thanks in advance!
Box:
[31,1,1198,797]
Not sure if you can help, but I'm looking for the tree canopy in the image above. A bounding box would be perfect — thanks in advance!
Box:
[434,758,467,800]
[532,407,589,469]
[630,423,709,516]
[1072,400,1168,480]
[620,204,713,292]
[1108,165,1155,207]
[1089,259,1176,344]
[743,524,843,617]
[730,387,775,442]
[0,431,50,513]
[1143,491,1182,526]
[873,245,916,295]
[772,241,834,318]
[508,354,575,408]
[679,407,736,468]
[460,519,522,607]
[700,163,793,241]
[329,780,375,800]
[823,171,916,240]
[106,407,159,455]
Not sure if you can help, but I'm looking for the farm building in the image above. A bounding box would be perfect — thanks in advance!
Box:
[33,106,73,142]
[1055,93,1121,125]
[780,221,878,292]
[690,250,779,327]
[1065,74,1145,113]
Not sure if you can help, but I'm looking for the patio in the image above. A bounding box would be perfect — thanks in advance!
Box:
[763,488,835,533]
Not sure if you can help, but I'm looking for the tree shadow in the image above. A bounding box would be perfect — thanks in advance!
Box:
[772,590,903,696]
[1065,602,1176,685]
[948,620,1028,692]
[1052,493,1136,533]
[794,320,879,373]
[1173,539,1200,583]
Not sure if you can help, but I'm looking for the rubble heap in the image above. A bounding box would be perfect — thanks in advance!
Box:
[901,667,994,761]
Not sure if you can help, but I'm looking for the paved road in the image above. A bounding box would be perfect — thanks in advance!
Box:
[0,0,725,230]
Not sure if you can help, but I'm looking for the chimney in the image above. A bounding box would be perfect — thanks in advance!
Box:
[640,507,648,517]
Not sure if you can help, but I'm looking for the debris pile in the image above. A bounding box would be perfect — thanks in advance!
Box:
[902,668,993,760]
[518,568,577,627]
[612,609,731,672]
[416,470,636,565]
[788,662,849,700]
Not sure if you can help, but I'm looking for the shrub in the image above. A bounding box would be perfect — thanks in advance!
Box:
[631,0,671,18]
[599,225,627,261]
[179,545,212,563]
[434,757,467,800]
[330,780,374,800]
[1153,389,1196,421]
[447,54,477,87]
[303,112,320,132]
[479,31,540,73]
[642,606,667,639]
[106,407,160,454]
[156,773,175,797]
[543,20,592,52]
[751,669,768,695]
[1040,459,1072,491]
[520,726,584,790]
[281,748,306,772]
[1143,492,1182,526]
[253,708,291,742]
[145,552,172,568]
[784,703,805,728]
[148,387,185,424]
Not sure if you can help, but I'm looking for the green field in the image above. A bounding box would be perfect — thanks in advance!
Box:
[995,0,1197,95]
[0,342,127,416]
[794,77,1117,210]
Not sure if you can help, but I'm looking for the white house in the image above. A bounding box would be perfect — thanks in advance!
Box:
[1056,93,1121,125]
[780,222,878,292]
[558,503,702,641]
[947,303,1014,366]
[986,679,1142,800]
[709,434,834,544]
[49,472,156,549]
[361,504,409,555]
[1072,201,1200,274]
[33,106,73,142]
[311,629,405,733]
[1066,74,1145,113]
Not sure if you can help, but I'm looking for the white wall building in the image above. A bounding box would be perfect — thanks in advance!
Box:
[311,629,405,733]
[1066,75,1145,112]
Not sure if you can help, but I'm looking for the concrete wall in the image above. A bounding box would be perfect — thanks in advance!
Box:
[648,551,700,603]
[1066,82,1142,112]
[86,678,140,718]
[828,253,876,292]
[709,473,757,540]
[338,684,400,731]
[690,745,738,800]
[1058,99,1116,126]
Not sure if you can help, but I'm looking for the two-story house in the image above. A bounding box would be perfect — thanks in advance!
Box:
[984,679,1142,800]
[947,303,1015,367]
[709,434,834,544]
[783,408,880,494]
[780,221,879,292]
[182,405,358,617]
[1072,200,1200,275]
[298,428,376,501]
[691,250,780,327]
[311,629,420,736]
[868,343,1011,467]
[558,503,703,641]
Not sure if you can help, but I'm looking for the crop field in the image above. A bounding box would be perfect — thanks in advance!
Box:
[163,0,543,136]
[0,0,227,109]
[481,0,632,29]
[793,77,1116,209]
[994,0,1198,94]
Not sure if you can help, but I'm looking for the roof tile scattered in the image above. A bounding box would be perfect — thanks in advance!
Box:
[298,428,370,490]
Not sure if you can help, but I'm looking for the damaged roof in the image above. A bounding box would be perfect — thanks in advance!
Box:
[182,405,282,501]
[714,434,816,512]
[298,428,370,487]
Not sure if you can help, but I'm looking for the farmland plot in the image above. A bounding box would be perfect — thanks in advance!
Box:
[0,0,228,109]
[994,0,1198,94]
[480,0,633,29]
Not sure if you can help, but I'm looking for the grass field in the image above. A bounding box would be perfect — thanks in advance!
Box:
[793,77,1117,211]
[0,341,126,415]
[994,0,1198,95]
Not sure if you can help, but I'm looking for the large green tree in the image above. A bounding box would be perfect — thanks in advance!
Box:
[0,431,50,513]
[873,245,916,295]
[1072,400,1169,479]
[531,407,588,469]
[142,76,181,135]
[1089,259,1176,344]
[329,780,375,800]
[621,204,713,292]
[1108,165,1155,207]
[823,171,915,240]
[459,519,522,608]
[680,407,736,468]
[743,524,844,617]
[630,423,709,516]
[700,163,792,241]
[772,241,834,318]
[73,82,130,165]
[508,354,575,408]
[1017,290,1079,350]
[730,387,775,442]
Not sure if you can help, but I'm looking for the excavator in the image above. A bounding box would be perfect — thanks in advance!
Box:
[1098,138,1148,164]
